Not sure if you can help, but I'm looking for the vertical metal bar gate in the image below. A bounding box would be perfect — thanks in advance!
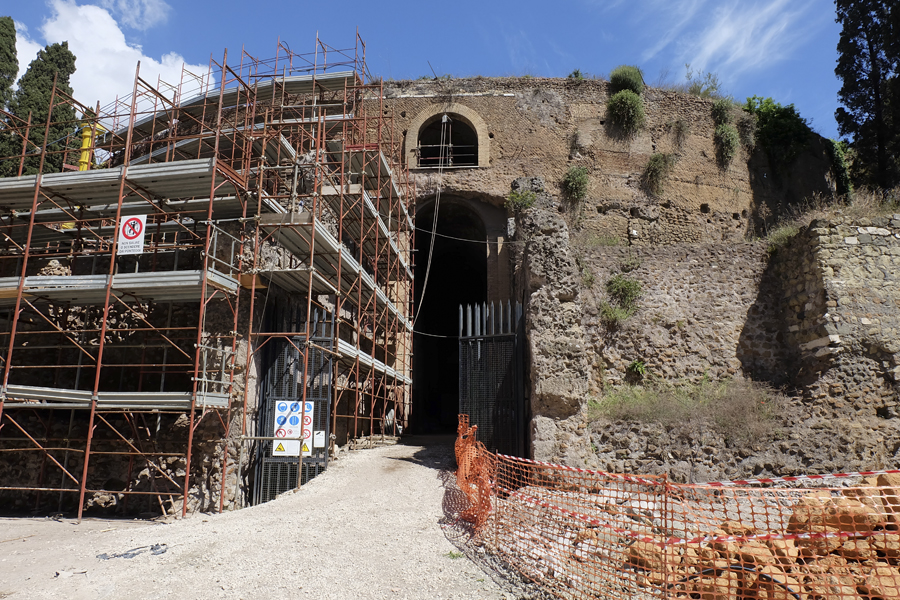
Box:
[458,301,524,457]
[254,309,333,504]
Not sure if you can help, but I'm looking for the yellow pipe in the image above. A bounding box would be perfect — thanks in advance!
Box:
[77,120,106,171]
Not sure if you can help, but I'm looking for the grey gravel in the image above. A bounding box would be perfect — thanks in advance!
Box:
[0,435,543,600]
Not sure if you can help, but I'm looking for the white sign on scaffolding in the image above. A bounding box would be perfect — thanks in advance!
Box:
[272,401,314,457]
[117,215,147,255]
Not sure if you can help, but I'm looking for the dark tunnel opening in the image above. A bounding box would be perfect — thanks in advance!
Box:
[412,199,486,433]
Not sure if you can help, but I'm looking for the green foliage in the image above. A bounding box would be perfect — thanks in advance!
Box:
[683,63,723,98]
[607,90,646,136]
[567,69,584,82]
[2,42,77,177]
[744,96,811,178]
[562,165,589,202]
[504,189,536,212]
[669,119,689,149]
[766,224,799,253]
[826,138,854,196]
[736,112,757,151]
[609,65,644,95]
[642,152,675,195]
[606,274,642,310]
[445,551,464,559]
[714,124,740,169]
[599,301,635,327]
[0,16,16,110]
[711,98,732,126]
[626,360,647,377]
[835,0,900,188]
[581,265,595,288]
[587,379,786,445]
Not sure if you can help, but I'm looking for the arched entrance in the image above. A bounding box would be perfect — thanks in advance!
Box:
[412,198,487,432]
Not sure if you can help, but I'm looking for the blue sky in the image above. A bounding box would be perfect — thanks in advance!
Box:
[8,0,842,138]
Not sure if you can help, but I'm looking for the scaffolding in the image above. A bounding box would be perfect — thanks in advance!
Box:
[0,34,413,518]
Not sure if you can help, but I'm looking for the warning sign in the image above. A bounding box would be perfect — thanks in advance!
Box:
[117,215,147,255]
[271,400,314,457]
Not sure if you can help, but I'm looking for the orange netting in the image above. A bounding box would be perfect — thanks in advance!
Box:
[455,414,900,600]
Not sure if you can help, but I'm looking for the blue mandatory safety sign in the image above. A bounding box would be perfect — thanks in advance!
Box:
[276,416,287,425]
[289,416,300,426]
[305,401,314,414]
[290,402,300,412]
[277,402,287,412]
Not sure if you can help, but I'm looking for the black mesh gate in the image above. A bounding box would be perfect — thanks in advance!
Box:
[458,301,524,456]
[254,309,333,504]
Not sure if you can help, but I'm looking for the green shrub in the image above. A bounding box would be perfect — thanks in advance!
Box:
[711,98,732,126]
[607,90,646,136]
[562,166,589,201]
[504,189,536,212]
[626,360,647,377]
[620,254,642,273]
[714,124,740,169]
[609,65,644,94]
[744,96,811,178]
[606,274,642,309]
[581,266,595,288]
[683,63,723,98]
[642,153,676,195]
[567,69,585,81]
[737,112,757,151]
[766,223,799,253]
[670,119,689,149]
[599,301,635,328]
[826,138,853,196]
[587,379,786,445]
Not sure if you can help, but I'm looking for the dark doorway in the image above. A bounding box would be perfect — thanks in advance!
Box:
[413,199,486,432]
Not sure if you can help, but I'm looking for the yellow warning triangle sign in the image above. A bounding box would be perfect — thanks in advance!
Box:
[275,442,285,452]
[302,443,310,453]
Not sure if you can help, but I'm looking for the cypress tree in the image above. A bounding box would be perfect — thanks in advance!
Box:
[0,16,16,110]
[3,41,77,176]
[834,0,899,188]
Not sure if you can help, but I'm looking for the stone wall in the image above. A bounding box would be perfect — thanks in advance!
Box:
[577,241,789,387]
[384,77,835,247]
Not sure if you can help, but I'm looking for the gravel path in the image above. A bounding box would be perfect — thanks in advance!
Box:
[0,436,541,600]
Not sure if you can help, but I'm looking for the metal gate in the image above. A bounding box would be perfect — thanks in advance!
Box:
[254,309,333,504]
[458,301,524,456]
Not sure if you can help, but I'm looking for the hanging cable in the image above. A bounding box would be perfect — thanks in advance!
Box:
[413,114,450,326]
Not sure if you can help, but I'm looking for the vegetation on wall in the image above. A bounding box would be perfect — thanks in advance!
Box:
[599,273,642,328]
[826,138,854,196]
[743,96,811,179]
[607,90,646,136]
[567,69,585,82]
[711,98,732,126]
[587,379,786,445]
[682,63,723,98]
[562,165,589,202]
[504,189,536,213]
[641,152,676,196]
[609,65,644,95]
[714,124,740,169]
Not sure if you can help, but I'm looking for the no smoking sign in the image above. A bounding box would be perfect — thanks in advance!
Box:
[117,215,147,255]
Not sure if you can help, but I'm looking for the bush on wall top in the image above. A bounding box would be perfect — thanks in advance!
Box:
[607,90,646,136]
[609,65,644,95]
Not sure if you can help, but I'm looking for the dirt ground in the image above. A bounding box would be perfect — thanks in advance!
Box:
[0,436,541,600]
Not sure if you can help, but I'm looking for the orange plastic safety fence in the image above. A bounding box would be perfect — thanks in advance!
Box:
[456,414,900,600]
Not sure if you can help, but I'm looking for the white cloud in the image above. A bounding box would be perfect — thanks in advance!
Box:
[98,0,171,30]
[13,22,44,83]
[637,0,824,80]
[35,0,209,113]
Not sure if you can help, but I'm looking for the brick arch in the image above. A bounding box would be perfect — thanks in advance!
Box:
[404,103,490,168]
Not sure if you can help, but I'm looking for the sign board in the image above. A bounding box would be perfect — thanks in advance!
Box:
[313,430,326,448]
[117,215,147,255]
[272,401,314,457]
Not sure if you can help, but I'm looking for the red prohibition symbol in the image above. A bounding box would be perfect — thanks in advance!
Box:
[122,217,143,240]
[303,415,312,426]
[275,429,287,438]
[303,429,311,439]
